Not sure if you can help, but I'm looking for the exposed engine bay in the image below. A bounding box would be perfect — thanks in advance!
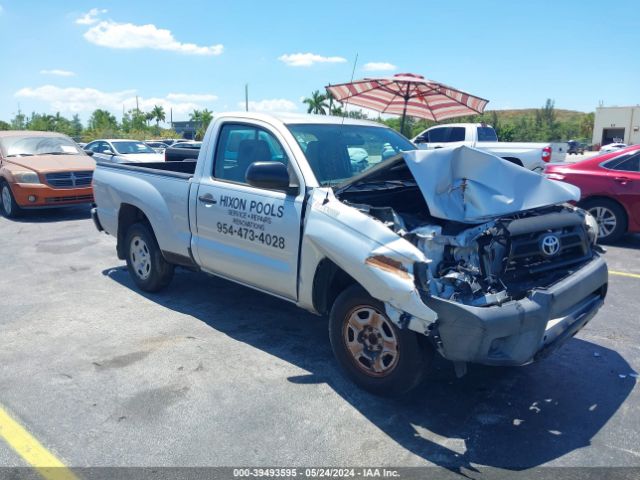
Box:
[337,184,598,308]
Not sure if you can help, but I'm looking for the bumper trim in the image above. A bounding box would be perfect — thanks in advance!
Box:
[91,207,103,232]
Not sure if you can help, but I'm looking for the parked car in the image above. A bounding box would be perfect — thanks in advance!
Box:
[412,123,552,171]
[92,112,607,396]
[164,142,202,162]
[84,139,164,163]
[600,143,627,153]
[567,140,586,155]
[0,131,95,218]
[145,141,170,153]
[545,145,640,242]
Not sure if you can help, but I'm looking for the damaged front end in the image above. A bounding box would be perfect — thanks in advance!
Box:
[334,146,608,367]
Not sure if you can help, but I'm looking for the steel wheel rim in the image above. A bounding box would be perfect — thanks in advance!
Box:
[589,206,617,239]
[1,186,12,215]
[342,306,399,377]
[130,235,151,280]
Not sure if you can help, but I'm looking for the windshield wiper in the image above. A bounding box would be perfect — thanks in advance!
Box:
[6,153,34,157]
[40,151,77,155]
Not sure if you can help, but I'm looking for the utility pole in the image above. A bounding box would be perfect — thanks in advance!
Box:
[136,95,139,113]
[245,84,249,112]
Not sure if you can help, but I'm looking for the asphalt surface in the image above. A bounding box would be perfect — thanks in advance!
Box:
[0,206,639,476]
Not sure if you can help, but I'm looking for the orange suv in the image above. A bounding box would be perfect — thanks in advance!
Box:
[0,131,96,218]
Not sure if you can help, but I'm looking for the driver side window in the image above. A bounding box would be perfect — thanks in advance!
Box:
[213,124,290,185]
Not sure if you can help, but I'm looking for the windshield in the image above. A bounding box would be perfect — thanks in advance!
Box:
[0,135,82,157]
[112,141,156,154]
[287,124,415,186]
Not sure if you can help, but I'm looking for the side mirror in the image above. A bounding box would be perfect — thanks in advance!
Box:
[84,150,94,157]
[104,149,115,156]
[246,161,294,192]
[414,135,427,143]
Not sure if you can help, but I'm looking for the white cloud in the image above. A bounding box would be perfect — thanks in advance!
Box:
[240,99,298,113]
[278,53,347,67]
[362,62,397,72]
[84,20,223,56]
[40,69,76,77]
[0,5,4,15]
[15,85,217,119]
[75,8,107,25]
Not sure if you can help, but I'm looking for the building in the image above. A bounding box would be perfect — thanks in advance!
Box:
[170,121,202,140]
[592,106,640,147]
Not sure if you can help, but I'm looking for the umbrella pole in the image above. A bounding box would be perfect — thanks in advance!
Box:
[400,99,408,136]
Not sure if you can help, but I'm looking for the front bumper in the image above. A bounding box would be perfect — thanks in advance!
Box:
[424,254,608,366]
[11,183,94,208]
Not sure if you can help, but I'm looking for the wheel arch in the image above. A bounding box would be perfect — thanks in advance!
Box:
[117,203,153,260]
[312,258,359,316]
[579,195,629,232]
[501,156,523,167]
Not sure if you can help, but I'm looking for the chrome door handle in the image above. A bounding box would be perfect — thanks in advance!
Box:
[198,194,217,205]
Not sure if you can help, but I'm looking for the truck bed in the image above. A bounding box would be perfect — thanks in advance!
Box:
[96,160,197,178]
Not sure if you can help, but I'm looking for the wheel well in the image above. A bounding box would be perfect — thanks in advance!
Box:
[501,157,523,167]
[579,196,629,229]
[312,259,358,315]
[117,204,151,260]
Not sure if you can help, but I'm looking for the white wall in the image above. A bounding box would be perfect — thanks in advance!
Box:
[593,106,640,146]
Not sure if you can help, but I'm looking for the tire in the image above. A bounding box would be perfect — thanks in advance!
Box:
[0,182,22,219]
[581,198,627,243]
[329,285,430,396]
[124,222,174,292]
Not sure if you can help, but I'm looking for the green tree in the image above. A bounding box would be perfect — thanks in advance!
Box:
[10,112,26,130]
[0,120,10,130]
[151,105,166,127]
[195,109,214,140]
[70,114,83,138]
[88,109,118,131]
[303,90,328,114]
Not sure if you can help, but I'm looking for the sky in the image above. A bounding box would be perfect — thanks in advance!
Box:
[0,0,638,125]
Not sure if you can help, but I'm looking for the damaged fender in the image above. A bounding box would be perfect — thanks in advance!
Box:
[299,189,437,333]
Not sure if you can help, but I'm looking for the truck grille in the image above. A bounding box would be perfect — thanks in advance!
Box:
[44,171,93,189]
[44,194,94,204]
[506,225,590,275]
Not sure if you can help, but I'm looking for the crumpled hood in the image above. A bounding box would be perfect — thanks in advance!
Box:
[337,146,580,224]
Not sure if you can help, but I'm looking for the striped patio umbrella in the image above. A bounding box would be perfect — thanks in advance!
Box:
[326,73,489,134]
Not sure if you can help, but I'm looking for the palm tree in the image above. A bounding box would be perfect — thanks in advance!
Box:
[190,109,203,123]
[303,91,329,115]
[151,105,165,127]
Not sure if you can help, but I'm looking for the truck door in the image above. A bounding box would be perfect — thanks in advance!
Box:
[192,122,304,300]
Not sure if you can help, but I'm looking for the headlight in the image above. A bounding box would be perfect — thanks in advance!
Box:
[584,211,599,244]
[14,171,41,184]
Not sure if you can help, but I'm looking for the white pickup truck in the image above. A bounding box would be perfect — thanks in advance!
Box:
[92,112,608,396]
[412,123,552,172]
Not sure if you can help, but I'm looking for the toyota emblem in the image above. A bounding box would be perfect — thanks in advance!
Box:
[540,234,561,257]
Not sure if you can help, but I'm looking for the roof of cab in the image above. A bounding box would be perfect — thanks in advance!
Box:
[217,111,386,128]
[0,130,69,138]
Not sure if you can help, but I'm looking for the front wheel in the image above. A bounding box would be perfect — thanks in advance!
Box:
[1,182,22,218]
[329,285,430,396]
[124,222,174,292]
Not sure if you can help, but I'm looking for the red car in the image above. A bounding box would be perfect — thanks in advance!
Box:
[545,145,640,242]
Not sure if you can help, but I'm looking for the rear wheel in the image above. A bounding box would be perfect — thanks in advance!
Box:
[582,198,627,243]
[329,285,430,396]
[124,222,174,292]
[0,182,22,218]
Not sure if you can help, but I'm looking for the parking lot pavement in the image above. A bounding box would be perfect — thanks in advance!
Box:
[0,207,639,475]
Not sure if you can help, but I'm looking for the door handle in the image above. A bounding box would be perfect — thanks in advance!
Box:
[614,176,632,184]
[198,194,217,205]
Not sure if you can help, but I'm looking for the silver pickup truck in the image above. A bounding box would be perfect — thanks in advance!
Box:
[92,112,608,396]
